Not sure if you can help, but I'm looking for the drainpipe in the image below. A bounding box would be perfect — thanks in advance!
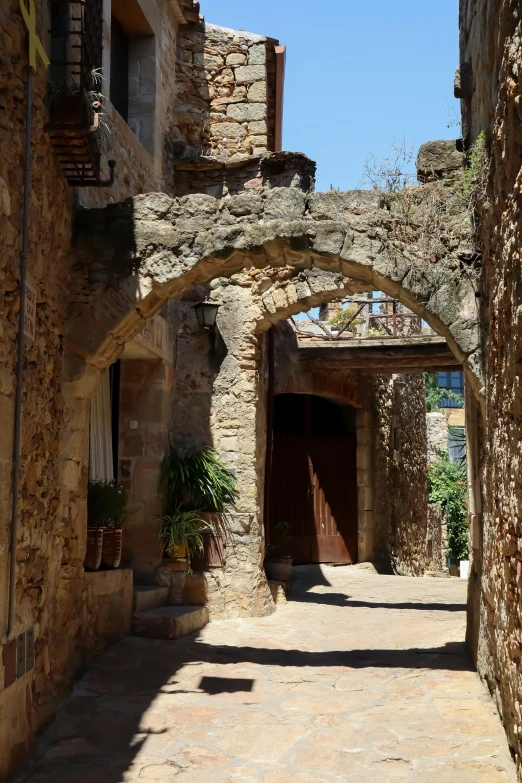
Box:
[274,45,286,152]
[7,65,33,638]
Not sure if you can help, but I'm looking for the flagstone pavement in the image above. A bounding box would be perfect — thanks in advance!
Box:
[19,565,516,782]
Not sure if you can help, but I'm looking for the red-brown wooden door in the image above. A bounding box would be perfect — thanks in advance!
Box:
[270,395,358,565]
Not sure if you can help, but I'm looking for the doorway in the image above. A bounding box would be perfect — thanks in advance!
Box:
[270,394,358,564]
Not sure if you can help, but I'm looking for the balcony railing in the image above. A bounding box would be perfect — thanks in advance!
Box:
[291,297,435,342]
[46,0,114,186]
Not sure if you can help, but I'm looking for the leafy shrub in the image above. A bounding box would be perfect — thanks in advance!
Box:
[159,445,237,514]
[428,451,468,562]
[87,480,134,529]
[329,305,363,333]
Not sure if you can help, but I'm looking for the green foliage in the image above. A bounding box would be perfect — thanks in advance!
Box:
[428,451,469,562]
[267,520,292,558]
[159,444,237,514]
[87,480,134,529]
[460,131,489,206]
[49,68,111,150]
[425,373,464,412]
[329,305,363,333]
[159,508,212,570]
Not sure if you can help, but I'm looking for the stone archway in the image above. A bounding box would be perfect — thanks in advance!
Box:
[60,171,481,618]
[71,184,482,396]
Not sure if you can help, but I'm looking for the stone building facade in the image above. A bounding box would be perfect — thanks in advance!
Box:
[459,0,522,774]
[0,0,285,776]
[5,0,521,777]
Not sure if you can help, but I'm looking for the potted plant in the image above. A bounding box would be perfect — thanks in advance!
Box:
[158,444,237,570]
[49,68,111,149]
[159,508,211,572]
[86,480,134,570]
[265,521,293,582]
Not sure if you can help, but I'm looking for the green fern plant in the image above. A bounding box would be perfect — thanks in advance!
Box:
[159,444,237,514]
[159,508,211,570]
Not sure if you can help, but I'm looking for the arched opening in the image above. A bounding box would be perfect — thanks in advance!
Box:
[270,393,358,564]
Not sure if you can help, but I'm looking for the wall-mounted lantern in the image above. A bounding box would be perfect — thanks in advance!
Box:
[194,301,220,330]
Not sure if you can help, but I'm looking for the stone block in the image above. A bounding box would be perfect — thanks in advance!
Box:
[357,484,374,512]
[132,606,209,640]
[248,44,266,65]
[248,120,268,134]
[454,61,473,99]
[416,140,463,181]
[234,65,266,83]
[356,409,374,429]
[227,103,266,122]
[248,81,267,102]
[356,445,372,471]
[139,57,156,96]
[226,53,246,65]
[133,585,169,613]
[211,121,247,140]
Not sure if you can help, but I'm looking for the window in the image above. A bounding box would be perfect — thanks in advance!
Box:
[437,371,464,408]
[110,17,129,121]
[109,0,156,155]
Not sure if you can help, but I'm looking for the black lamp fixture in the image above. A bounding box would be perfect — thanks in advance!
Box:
[194,300,220,330]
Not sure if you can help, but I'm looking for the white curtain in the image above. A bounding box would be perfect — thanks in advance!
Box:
[89,368,114,482]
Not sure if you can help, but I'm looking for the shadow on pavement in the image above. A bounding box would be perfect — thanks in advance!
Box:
[290,591,467,612]
[18,635,471,783]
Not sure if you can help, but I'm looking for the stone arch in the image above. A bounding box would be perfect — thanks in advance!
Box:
[275,370,363,409]
[59,183,480,616]
[72,187,482,397]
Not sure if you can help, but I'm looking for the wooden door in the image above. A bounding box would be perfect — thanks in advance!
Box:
[270,395,358,565]
[308,434,357,563]
[271,432,315,562]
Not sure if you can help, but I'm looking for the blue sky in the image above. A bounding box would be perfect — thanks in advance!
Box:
[202,0,461,191]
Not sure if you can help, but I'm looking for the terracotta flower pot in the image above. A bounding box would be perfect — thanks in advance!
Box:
[85,528,104,571]
[265,556,293,582]
[101,529,123,569]
[169,541,188,559]
[191,532,226,570]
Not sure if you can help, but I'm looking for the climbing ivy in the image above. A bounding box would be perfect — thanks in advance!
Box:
[428,450,469,563]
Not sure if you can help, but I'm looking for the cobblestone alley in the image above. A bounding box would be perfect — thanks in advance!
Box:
[19,567,516,782]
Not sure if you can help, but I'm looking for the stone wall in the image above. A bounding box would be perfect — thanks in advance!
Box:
[460,0,522,772]
[118,358,173,579]
[427,411,449,463]
[0,0,189,775]
[371,375,429,575]
[167,279,275,619]
[173,22,277,160]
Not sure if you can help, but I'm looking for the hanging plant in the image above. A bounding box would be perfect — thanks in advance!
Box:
[49,68,112,150]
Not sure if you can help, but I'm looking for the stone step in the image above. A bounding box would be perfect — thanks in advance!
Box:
[132,606,209,640]
[132,585,169,613]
